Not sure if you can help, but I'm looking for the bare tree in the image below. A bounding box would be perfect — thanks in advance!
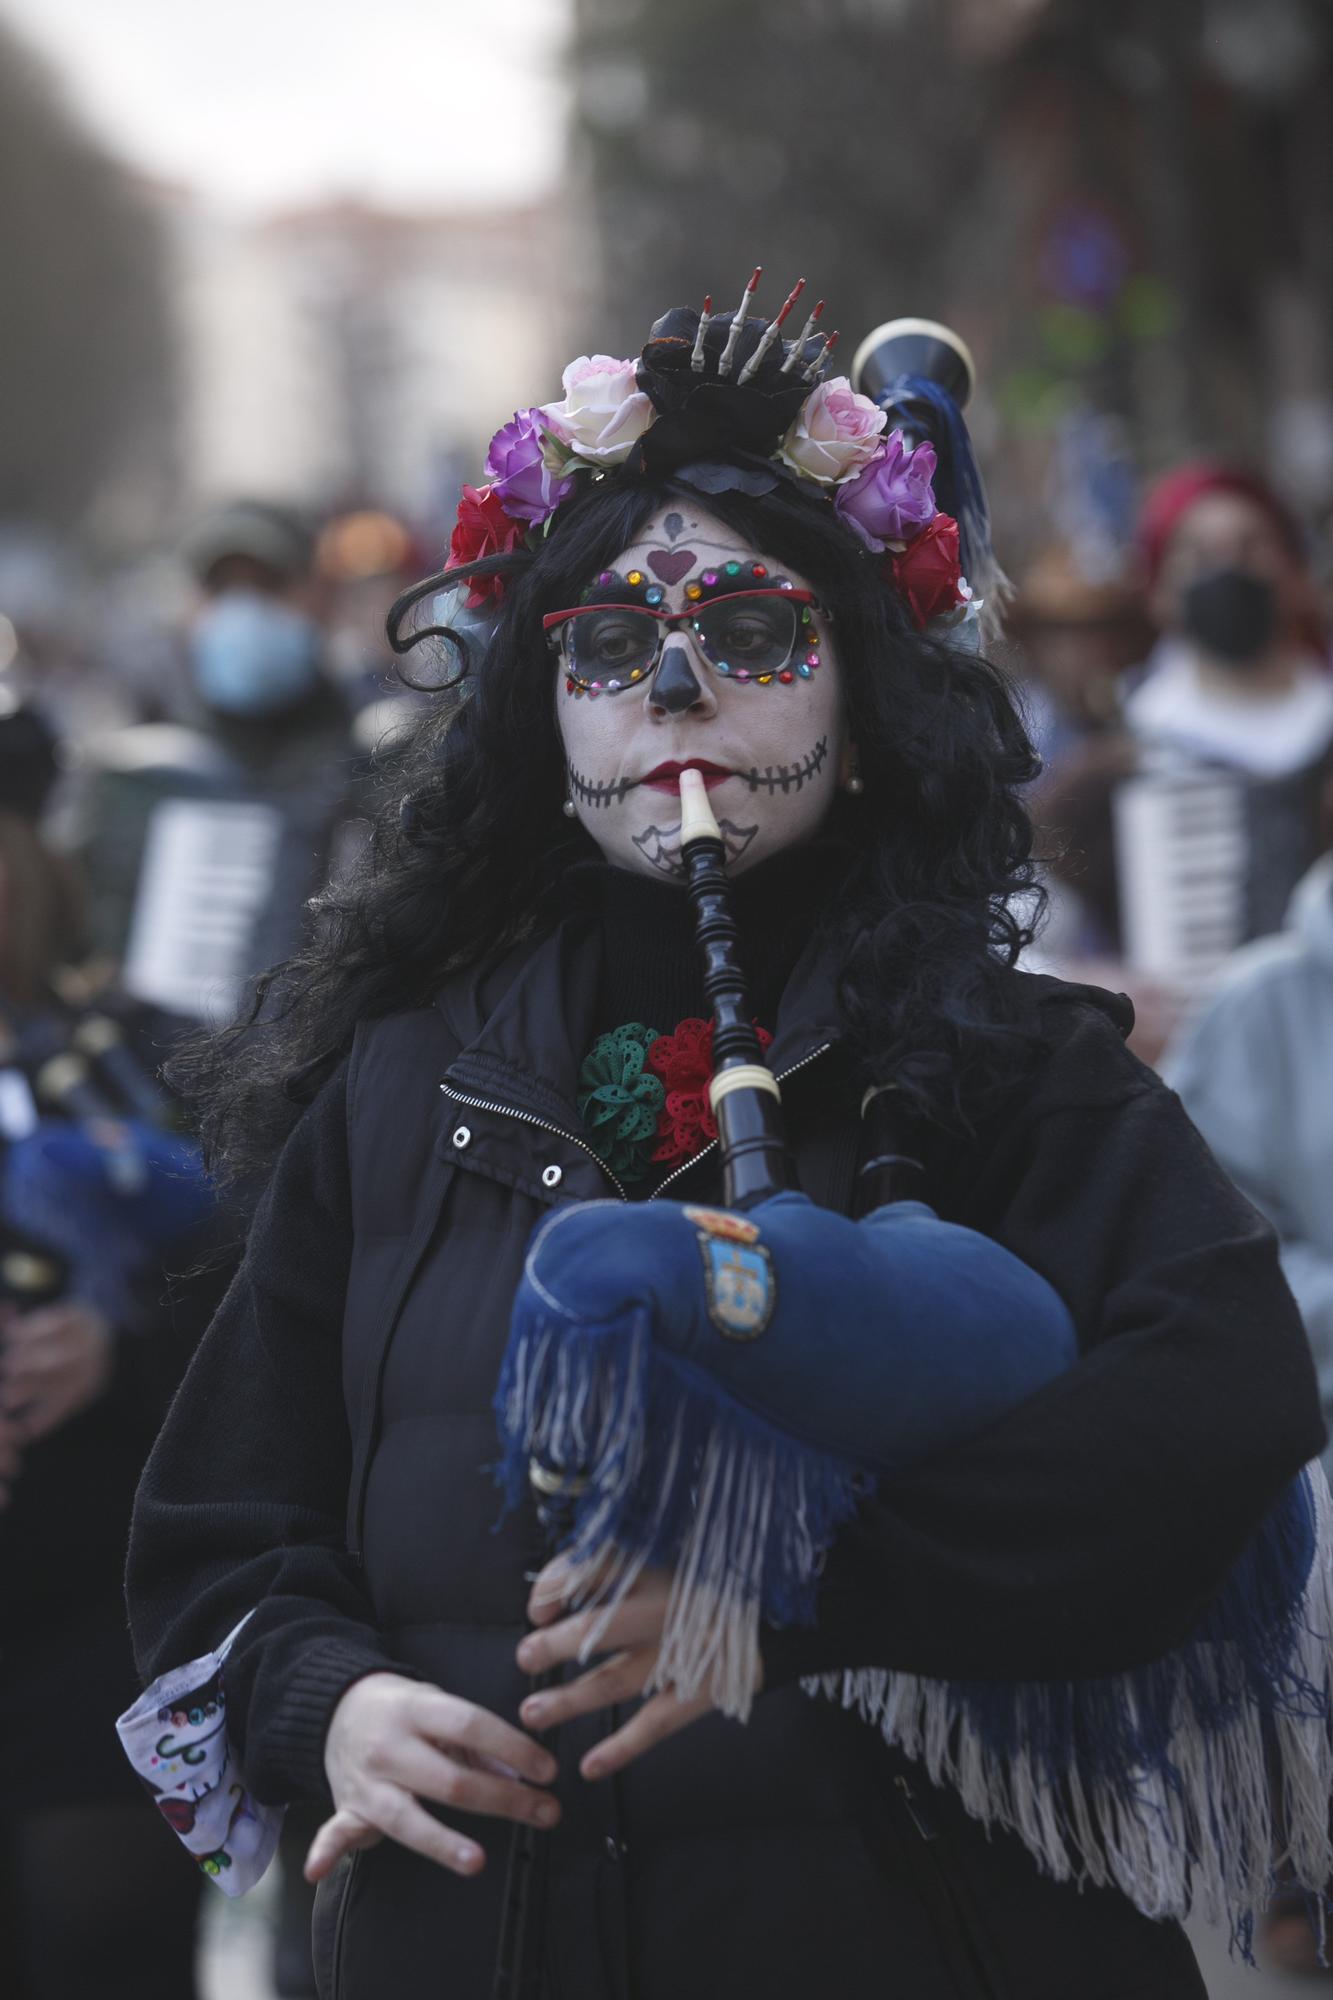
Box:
[0,22,177,534]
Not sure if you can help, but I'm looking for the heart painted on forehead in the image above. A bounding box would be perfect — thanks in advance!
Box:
[646,548,697,584]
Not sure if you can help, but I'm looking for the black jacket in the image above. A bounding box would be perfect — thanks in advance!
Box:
[126,909,1323,1999]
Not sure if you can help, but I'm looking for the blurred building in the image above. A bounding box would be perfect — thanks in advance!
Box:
[568,0,1333,578]
[171,198,560,530]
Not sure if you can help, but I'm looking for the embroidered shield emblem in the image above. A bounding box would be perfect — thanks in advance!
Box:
[698,1234,775,1341]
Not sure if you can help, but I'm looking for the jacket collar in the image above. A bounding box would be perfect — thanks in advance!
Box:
[437,911,845,1130]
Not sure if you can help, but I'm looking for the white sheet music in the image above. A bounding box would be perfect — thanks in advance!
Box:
[122,798,283,1021]
[1113,770,1247,988]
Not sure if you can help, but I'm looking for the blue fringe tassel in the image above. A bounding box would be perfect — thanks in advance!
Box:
[811,1466,1333,1945]
[495,1299,868,1638]
[942,1469,1319,1780]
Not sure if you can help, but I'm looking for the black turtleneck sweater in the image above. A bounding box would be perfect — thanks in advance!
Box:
[564,840,852,1045]
[556,841,856,1197]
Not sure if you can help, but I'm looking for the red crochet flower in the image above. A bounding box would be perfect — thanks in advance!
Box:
[448,482,526,607]
[646,1016,774,1164]
[888,511,967,629]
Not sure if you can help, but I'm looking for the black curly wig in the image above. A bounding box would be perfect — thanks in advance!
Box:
[173,465,1045,1205]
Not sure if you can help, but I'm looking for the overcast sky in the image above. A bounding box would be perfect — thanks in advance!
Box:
[1,0,570,212]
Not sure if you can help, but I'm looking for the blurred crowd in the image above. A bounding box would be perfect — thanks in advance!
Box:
[0,496,429,1999]
[1,453,1332,1993]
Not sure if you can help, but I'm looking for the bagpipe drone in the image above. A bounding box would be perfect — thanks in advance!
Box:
[492,293,1333,1954]
[0,992,212,1321]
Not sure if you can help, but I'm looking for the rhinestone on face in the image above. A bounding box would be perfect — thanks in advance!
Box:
[757,673,773,684]
[630,667,644,680]
[777,577,793,591]
[752,562,768,577]
[626,570,644,586]
[735,667,751,681]
[716,661,732,676]
[725,561,741,576]
[701,570,718,587]
[608,679,622,690]
[598,570,614,586]
[797,663,812,678]
[686,582,703,601]
[806,652,820,667]
[645,586,664,605]
[778,670,795,684]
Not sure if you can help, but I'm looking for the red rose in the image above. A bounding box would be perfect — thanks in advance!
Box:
[888,512,966,629]
[448,483,525,607]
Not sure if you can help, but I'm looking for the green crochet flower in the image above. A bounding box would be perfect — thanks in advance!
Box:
[577,1022,665,1181]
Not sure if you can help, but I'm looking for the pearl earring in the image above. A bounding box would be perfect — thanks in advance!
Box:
[845,774,865,796]
[562,798,578,818]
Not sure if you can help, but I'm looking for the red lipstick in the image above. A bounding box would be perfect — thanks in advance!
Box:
[640,759,734,793]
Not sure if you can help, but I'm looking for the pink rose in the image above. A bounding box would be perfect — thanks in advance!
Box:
[539,355,656,467]
[777,377,886,487]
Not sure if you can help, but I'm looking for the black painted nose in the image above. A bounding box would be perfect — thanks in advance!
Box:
[651,644,704,714]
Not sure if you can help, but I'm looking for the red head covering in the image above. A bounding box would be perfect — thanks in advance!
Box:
[1137,462,1306,587]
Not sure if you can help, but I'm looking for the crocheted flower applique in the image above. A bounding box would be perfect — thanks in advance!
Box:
[576,1023,665,1181]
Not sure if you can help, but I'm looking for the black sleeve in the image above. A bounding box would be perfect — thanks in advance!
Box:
[762,1015,1325,1693]
[125,1061,414,1806]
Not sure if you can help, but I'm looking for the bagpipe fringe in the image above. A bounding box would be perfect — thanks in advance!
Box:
[495,1305,865,1719]
[804,1460,1333,1949]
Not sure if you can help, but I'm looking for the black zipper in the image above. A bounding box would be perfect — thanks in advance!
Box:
[441,1042,833,1204]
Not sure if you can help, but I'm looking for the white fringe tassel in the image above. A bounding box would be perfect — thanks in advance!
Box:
[803,1461,1333,1932]
[507,1317,830,1721]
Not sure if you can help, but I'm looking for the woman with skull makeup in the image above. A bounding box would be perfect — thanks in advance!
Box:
[120,294,1328,2000]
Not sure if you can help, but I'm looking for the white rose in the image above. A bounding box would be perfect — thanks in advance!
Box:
[776,376,886,487]
[539,355,656,467]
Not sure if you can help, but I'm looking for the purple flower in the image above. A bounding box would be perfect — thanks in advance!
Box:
[483,409,577,526]
[833,430,938,552]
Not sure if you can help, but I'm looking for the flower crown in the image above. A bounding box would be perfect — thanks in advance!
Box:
[447,270,979,639]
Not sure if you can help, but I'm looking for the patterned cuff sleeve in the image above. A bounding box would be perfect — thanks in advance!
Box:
[116,1614,284,1897]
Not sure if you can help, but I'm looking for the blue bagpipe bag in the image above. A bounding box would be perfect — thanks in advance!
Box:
[497,1188,1333,1950]
[3,1118,212,1320]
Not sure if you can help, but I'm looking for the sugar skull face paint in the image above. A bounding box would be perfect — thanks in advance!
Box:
[554,503,848,879]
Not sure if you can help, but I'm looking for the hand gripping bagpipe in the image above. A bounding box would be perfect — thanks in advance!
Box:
[491,327,1333,1954]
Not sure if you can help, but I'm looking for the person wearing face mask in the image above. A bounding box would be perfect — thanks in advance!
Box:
[74,501,367,1027]
[1029,465,1332,1060]
[1122,464,1333,933]
[114,294,1329,2000]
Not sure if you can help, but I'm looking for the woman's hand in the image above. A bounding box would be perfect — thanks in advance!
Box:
[305,1672,561,1883]
[0,1302,113,1442]
[515,1561,760,1780]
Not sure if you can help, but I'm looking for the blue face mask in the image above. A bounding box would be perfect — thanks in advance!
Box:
[190,589,322,716]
